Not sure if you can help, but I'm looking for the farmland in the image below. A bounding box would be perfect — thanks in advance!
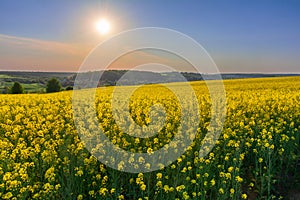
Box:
[0,76,299,199]
[1,70,299,94]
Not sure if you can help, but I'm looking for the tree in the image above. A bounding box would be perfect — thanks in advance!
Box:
[11,82,24,94]
[46,78,61,93]
[65,86,73,91]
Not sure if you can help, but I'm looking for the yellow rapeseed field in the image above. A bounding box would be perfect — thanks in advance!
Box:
[0,76,299,199]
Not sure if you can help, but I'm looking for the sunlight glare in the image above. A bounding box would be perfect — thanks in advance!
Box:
[96,19,111,35]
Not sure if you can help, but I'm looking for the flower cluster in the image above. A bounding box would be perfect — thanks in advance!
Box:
[0,77,299,199]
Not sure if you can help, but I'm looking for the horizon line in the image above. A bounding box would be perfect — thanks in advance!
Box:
[0,69,300,75]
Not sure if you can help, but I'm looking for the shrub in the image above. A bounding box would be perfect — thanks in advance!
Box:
[46,78,61,93]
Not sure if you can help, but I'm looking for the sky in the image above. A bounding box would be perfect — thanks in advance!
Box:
[0,0,300,73]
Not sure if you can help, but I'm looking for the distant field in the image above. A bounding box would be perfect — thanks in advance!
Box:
[0,82,45,93]
[22,83,45,93]
[0,71,74,93]
[0,76,299,199]
[0,74,15,79]
[1,71,300,93]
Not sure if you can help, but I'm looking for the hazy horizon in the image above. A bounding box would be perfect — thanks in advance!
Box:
[0,69,300,75]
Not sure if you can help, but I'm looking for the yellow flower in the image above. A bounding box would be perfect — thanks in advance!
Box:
[135,138,140,144]
[3,172,12,181]
[128,157,135,163]
[45,167,56,181]
[235,176,243,183]
[75,170,83,177]
[183,191,190,200]
[55,184,61,190]
[163,185,170,192]
[145,163,151,169]
[2,192,13,199]
[136,177,142,184]
[219,188,224,194]
[77,194,83,200]
[156,181,162,188]
[99,188,108,196]
[118,161,125,170]
[242,193,247,199]
[156,173,162,179]
[240,153,245,160]
[210,179,216,186]
[130,178,134,184]
[176,185,185,192]
[110,188,115,194]
[264,142,270,148]
[89,190,95,197]
[147,147,153,154]
[138,157,145,164]
[140,184,146,191]
[96,174,101,180]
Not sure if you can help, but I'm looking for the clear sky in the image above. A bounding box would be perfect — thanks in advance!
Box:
[0,0,299,73]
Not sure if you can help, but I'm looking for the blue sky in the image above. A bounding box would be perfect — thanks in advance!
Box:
[0,0,299,72]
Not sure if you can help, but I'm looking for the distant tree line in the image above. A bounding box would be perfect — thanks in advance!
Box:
[1,78,71,94]
[1,82,25,94]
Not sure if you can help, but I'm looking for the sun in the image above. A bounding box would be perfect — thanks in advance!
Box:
[96,19,111,35]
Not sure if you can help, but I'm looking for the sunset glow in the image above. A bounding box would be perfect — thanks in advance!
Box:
[0,1,299,72]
